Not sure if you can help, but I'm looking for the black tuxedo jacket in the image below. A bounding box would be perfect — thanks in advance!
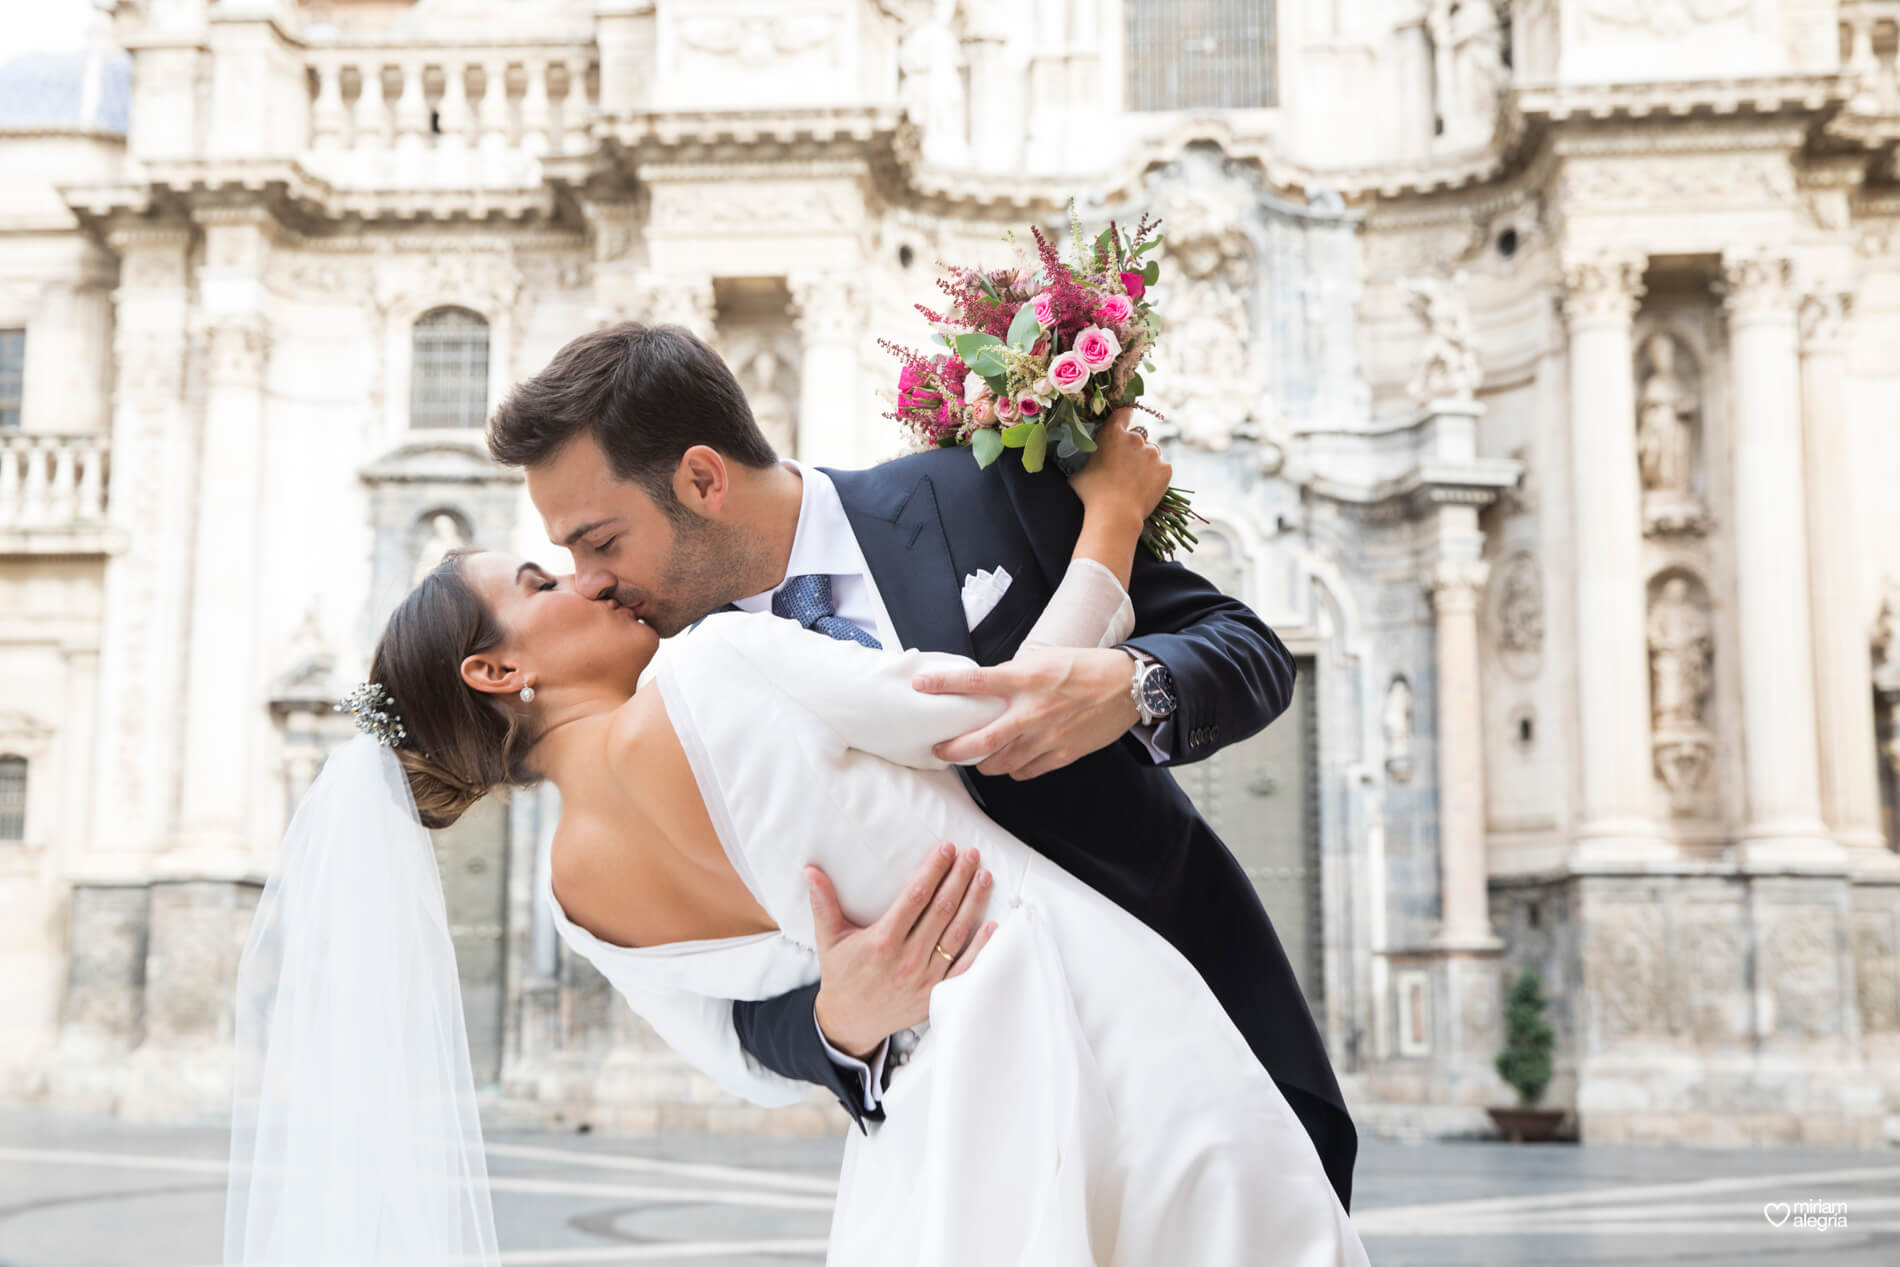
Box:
[729,447,1357,1210]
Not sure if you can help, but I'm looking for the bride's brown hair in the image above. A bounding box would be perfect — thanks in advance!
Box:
[370,551,537,828]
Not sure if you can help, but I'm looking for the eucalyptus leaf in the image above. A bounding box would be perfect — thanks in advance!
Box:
[969,346,1010,380]
[952,332,1001,360]
[971,427,1004,468]
[1134,234,1163,258]
[1140,260,1159,285]
[1000,421,1037,448]
[1023,421,1049,474]
[1006,301,1043,352]
[1126,372,1145,400]
[1068,421,1098,453]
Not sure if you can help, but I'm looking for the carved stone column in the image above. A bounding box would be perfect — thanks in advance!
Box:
[89,226,199,858]
[1428,556,1502,951]
[1561,252,1670,861]
[1800,288,1888,862]
[789,274,867,464]
[1722,252,1838,869]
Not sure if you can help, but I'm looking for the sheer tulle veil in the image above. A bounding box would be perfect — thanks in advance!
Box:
[224,733,500,1265]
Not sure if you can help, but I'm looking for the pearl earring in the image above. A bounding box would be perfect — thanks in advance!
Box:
[519,685,535,703]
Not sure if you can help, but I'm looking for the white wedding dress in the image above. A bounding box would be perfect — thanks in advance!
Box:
[546,566,1368,1267]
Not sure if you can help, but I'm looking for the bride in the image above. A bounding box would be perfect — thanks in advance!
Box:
[226,426,1368,1267]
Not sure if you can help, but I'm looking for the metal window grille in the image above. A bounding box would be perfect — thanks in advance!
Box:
[0,330,23,429]
[1125,0,1277,112]
[410,308,490,430]
[0,756,25,842]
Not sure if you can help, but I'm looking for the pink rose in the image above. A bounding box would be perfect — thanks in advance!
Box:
[1016,394,1042,418]
[972,397,996,425]
[1120,271,1146,300]
[1074,325,1122,372]
[1093,294,1134,324]
[995,394,1019,422]
[964,375,993,404]
[1030,292,1057,326]
[899,362,925,394]
[1047,351,1090,395]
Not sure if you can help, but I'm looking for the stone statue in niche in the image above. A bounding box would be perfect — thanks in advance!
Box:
[898,0,969,168]
[1427,1,1506,153]
[1384,676,1415,784]
[1403,272,1482,405]
[1872,581,1900,776]
[725,330,801,459]
[1634,331,1708,536]
[1647,575,1715,813]
[413,511,470,584]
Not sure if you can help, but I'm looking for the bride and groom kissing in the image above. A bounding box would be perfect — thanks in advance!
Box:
[226,323,1367,1266]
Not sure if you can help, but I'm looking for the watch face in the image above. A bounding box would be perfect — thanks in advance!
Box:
[1140,666,1176,717]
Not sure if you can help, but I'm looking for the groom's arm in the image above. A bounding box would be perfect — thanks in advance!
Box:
[732,841,995,1130]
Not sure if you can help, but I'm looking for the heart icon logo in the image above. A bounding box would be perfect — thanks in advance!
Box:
[1763,1202,1792,1227]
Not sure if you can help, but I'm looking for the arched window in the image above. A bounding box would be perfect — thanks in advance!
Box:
[0,755,25,842]
[410,308,490,430]
[1125,0,1276,112]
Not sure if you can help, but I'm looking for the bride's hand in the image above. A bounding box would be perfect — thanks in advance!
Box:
[1067,408,1171,528]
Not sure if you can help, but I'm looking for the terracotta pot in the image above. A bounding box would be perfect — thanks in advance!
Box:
[1486,1105,1566,1144]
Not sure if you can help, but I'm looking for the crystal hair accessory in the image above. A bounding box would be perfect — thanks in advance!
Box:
[335,682,409,749]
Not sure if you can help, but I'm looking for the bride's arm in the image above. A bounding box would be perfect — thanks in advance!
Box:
[1015,413,1171,651]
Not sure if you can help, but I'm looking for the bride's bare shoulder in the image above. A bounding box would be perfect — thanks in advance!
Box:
[603,681,674,773]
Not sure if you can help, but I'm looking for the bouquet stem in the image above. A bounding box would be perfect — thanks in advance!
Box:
[1141,487,1203,561]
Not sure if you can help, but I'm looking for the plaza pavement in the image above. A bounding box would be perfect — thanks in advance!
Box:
[0,1107,1894,1265]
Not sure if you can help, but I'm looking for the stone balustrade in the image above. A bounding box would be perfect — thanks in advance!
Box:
[0,432,108,530]
[1841,1,1900,115]
[304,40,599,164]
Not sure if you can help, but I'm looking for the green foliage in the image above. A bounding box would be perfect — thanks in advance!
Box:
[971,427,1004,469]
[951,331,1000,360]
[1494,969,1556,1107]
[1006,301,1044,352]
[999,421,1037,448]
[1022,421,1048,473]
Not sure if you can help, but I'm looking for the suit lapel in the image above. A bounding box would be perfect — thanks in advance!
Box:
[824,465,973,659]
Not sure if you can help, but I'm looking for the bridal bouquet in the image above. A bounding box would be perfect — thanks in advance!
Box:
[883,209,1200,559]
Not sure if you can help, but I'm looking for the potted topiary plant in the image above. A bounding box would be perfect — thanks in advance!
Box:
[1487,968,1566,1143]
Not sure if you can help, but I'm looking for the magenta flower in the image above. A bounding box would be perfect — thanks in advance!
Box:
[1120,271,1146,300]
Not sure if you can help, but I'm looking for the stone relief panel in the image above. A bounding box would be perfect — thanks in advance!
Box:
[1584,900,1668,1043]
[1489,551,1544,680]
[1633,329,1708,538]
[1402,271,1482,405]
[1761,905,1843,1041]
[1557,155,1799,216]
[1647,570,1716,816]
[1853,910,1900,1035]
[57,886,149,1057]
[1668,904,1749,1046]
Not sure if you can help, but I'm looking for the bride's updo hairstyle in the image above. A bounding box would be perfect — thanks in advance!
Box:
[370,550,536,828]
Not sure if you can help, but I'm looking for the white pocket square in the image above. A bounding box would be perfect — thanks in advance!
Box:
[960,565,1013,630]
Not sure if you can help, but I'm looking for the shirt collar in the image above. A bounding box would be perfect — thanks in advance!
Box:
[732,461,865,612]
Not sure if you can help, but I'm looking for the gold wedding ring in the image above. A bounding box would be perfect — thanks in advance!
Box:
[933,942,955,963]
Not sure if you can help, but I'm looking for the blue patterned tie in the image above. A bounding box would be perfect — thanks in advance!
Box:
[773,574,883,649]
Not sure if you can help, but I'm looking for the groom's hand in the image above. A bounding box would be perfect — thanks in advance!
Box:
[917,646,1140,780]
[808,843,998,1061]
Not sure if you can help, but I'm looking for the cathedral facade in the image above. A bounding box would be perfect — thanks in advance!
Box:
[4,0,1900,1145]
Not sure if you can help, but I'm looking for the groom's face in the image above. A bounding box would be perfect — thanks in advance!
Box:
[527,432,737,638]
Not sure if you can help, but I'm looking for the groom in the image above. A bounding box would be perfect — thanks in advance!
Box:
[488,322,1357,1209]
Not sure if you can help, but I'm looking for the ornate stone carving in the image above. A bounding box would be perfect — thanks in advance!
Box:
[1383,675,1415,784]
[788,274,865,345]
[1797,289,1853,354]
[372,246,524,322]
[1492,551,1544,679]
[1560,251,1645,330]
[623,274,718,339]
[1581,0,1750,39]
[1587,904,1667,1039]
[1765,908,1840,1039]
[1853,914,1900,1035]
[898,0,969,168]
[1426,0,1505,153]
[1560,156,1798,213]
[1403,272,1482,405]
[204,320,270,387]
[674,9,840,70]
[1648,573,1715,813]
[1719,250,1795,325]
[647,180,863,237]
[1671,910,1746,1045]
[1147,183,1261,452]
[1634,330,1708,537]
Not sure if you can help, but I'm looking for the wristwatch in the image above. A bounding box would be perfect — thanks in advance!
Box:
[1116,645,1177,727]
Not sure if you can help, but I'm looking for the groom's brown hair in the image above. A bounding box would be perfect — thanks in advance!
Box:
[487,322,777,515]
